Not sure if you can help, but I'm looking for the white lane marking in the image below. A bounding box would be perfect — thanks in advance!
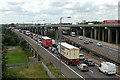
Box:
[95,64,99,67]
[28,35,85,79]
[115,74,120,78]
[89,70,93,73]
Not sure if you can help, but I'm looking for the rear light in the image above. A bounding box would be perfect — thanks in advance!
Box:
[89,63,91,64]
[107,71,109,72]
[82,67,84,69]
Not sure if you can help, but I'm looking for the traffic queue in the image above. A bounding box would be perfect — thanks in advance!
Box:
[16,29,117,75]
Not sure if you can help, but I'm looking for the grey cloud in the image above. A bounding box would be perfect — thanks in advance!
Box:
[118,1,120,20]
[50,1,71,7]
[7,2,25,5]
[65,1,99,14]
[41,8,64,15]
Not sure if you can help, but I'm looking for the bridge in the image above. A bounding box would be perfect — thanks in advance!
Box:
[17,24,120,44]
[16,24,120,66]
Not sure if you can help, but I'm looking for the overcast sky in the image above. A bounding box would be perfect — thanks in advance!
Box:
[0,0,120,24]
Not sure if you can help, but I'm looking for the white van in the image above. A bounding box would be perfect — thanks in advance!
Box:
[79,54,84,60]
[98,62,116,75]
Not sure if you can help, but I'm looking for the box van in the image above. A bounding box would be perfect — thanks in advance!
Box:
[98,62,116,75]
[79,54,84,60]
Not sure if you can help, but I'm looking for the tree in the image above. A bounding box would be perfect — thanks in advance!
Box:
[2,44,8,77]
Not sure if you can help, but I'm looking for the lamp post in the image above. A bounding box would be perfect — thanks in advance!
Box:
[59,16,71,72]
[37,20,39,25]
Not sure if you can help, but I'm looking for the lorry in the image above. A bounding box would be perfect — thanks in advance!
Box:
[41,36,52,47]
[25,31,31,36]
[71,32,75,37]
[102,20,120,24]
[98,62,116,75]
[57,42,80,65]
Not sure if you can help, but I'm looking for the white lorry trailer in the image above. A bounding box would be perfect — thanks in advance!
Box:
[57,42,80,65]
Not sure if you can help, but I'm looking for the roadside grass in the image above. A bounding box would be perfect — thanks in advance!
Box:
[6,46,27,64]
[46,62,65,78]
[6,64,50,78]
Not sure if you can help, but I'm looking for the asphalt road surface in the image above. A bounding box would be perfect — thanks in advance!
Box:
[15,31,120,79]
[67,36,119,58]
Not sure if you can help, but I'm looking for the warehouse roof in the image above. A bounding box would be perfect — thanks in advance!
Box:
[59,42,79,49]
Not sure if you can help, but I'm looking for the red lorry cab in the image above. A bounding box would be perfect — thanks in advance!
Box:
[42,36,52,47]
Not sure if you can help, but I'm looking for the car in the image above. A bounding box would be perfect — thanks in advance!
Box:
[49,47,53,51]
[77,64,89,71]
[84,40,89,44]
[37,39,41,44]
[79,54,84,60]
[79,36,83,40]
[84,59,95,66]
[97,42,102,47]
[54,50,57,54]
[51,47,56,53]
[37,36,41,40]
[89,40,93,43]
[34,37,37,41]
[98,62,116,75]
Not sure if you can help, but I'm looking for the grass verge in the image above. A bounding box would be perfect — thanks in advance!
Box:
[46,62,65,78]
[6,46,27,64]
[5,64,50,78]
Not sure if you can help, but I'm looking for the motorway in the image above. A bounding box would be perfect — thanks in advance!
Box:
[15,31,120,79]
[67,36,120,59]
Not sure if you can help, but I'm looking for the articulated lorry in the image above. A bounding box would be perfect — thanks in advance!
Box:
[57,42,80,65]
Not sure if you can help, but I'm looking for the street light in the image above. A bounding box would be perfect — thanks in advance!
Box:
[59,16,71,72]
[37,20,39,25]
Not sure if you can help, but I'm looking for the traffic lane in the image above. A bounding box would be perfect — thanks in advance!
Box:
[78,36,119,53]
[78,35,119,52]
[78,60,119,78]
[68,36,118,58]
[71,36,112,55]
[82,37,119,58]
[21,32,83,78]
